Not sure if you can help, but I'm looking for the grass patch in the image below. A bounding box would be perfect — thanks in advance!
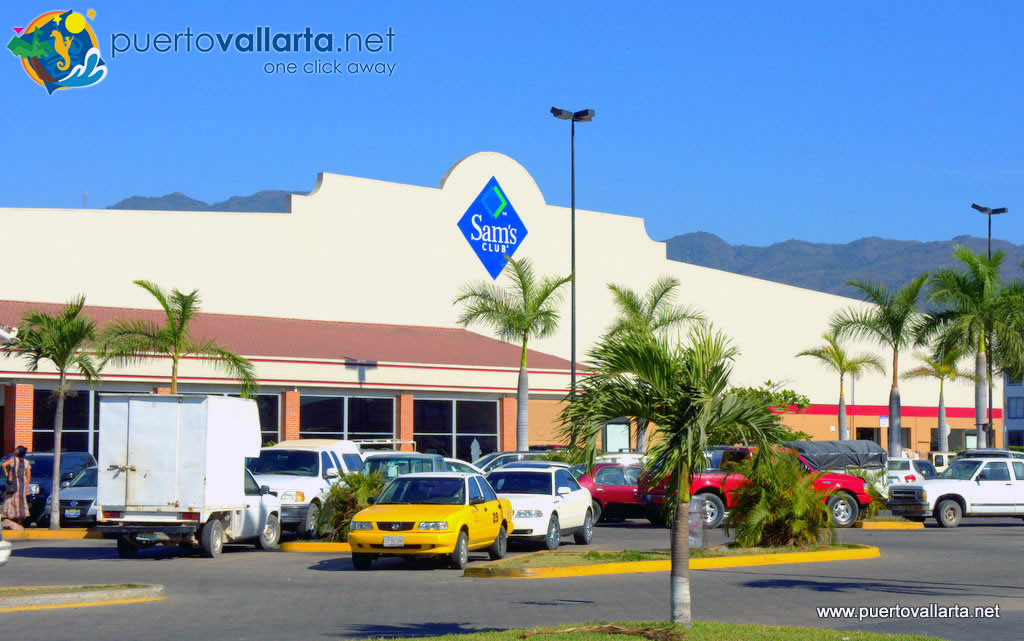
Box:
[0,584,145,598]
[690,543,862,558]
[356,620,943,641]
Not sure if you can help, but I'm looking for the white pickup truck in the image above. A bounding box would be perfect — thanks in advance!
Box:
[96,394,281,558]
[886,457,1024,527]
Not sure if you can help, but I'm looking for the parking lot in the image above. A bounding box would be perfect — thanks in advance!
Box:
[4,517,1022,641]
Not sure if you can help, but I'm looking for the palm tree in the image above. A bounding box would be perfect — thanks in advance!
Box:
[99,280,258,396]
[606,275,705,452]
[922,247,1024,448]
[454,257,571,451]
[563,325,783,626]
[832,274,929,457]
[797,330,884,440]
[901,347,975,452]
[2,296,100,530]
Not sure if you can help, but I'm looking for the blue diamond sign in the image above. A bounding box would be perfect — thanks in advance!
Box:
[457,176,528,279]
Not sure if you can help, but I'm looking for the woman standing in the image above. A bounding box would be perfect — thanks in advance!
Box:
[2,446,31,529]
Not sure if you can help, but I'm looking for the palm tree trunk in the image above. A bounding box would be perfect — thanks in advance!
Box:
[170,356,179,394]
[975,351,988,448]
[635,418,649,454]
[49,374,66,531]
[887,386,902,459]
[670,460,692,627]
[516,365,529,451]
[838,394,848,441]
[937,382,949,452]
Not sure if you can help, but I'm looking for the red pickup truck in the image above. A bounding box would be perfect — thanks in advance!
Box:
[642,447,872,528]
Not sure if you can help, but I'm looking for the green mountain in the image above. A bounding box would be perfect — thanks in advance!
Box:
[106,190,297,212]
[665,232,1024,296]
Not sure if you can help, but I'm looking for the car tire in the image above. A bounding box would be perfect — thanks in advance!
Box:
[257,514,281,551]
[543,514,561,550]
[698,493,725,529]
[574,509,594,545]
[449,531,469,570]
[300,502,320,540]
[591,500,603,524]
[200,518,225,558]
[646,506,668,528]
[488,525,508,560]
[936,499,962,528]
[116,537,139,559]
[351,553,374,570]
[827,494,859,528]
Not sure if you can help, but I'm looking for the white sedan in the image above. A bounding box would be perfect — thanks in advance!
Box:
[486,466,593,549]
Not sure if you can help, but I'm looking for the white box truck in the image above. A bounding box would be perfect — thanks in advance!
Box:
[96,394,281,558]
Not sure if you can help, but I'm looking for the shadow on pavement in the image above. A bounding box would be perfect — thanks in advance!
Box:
[735,572,1024,599]
[308,555,475,572]
[335,622,503,638]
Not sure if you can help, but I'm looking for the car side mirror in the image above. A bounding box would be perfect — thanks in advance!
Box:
[367,497,377,505]
[470,496,486,505]
[977,473,987,482]
[325,469,340,479]
[557,486,572,496]
[260,485,273,496]
[61,472,75,481]
[59,480,71,489]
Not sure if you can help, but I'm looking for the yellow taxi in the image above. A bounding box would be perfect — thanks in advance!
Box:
[348,472,513,570]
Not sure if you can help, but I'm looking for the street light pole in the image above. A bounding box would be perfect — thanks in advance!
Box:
[971,203,1008,448]
[551,107,595,403]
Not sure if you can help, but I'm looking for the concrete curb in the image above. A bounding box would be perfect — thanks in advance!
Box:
[280,541,351,552]
[0,584,165,612]
[463,545,881,579]
[854,521,925,530]
[1,529,102,540]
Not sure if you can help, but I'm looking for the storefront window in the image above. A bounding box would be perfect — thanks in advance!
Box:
[32,389,90,453]
[300,396,344,439]
[414,399,497,460]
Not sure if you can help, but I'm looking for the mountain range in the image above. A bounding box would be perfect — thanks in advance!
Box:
[106,191,1023,297]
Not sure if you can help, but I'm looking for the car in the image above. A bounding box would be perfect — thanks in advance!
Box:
[472,451,551,472]
[347,472,513,570]
[955,448,1024,460]
[886,457,1024,527]
[574,463,649,523]
[486,466,593,549]
[595,452,645,466]
[0,451,96,526]
[247,440,363,538]
[928,451,954,473]
[497,461,572,470]
[362,452,447,481]
[443,458,484,475]
[41,465,98,527]
[886,458,937,486]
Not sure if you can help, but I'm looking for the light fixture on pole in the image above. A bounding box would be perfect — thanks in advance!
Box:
[970,202,1008,448]
[550,107,595,402]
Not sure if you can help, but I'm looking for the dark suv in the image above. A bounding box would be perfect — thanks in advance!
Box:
[0,451,96,525]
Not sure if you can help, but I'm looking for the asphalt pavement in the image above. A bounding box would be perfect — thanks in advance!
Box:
[2,517,1022,641]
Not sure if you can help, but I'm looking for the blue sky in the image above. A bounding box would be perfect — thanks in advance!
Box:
[3,1,1023,246]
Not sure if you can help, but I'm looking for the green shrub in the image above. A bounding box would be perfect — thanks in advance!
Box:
[542,448,588,465]
[316,470,385,542]
[1008,445,1024,453]
[845,467,885,518]
[723,452,836,547]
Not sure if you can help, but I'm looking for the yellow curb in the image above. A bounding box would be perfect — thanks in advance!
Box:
[1,529,102,540]
[279,541,351,552]
[854,521,924,529]
[0,595,165,612]
[464,546,881,578]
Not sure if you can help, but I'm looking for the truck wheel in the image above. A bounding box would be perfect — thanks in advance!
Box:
[543,514,561,550]
[646,506,668,527]
[698,493,725,529]
[300,502,320,540]
[488,525,508,560]
[116,537,139,559]
[574,509,594,545]
[591,500,603,524]
[351,553,374,570]
[827,494,859,528]
[449,531,469,570]
[258,514,281,551]
[201,518,225,558]
[936,499,962,528]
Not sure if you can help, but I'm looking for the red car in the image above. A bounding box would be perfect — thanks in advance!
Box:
[573,463,660,524]
[642,447,872,529]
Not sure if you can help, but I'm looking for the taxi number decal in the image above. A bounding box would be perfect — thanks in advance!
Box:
[492,513,499,523]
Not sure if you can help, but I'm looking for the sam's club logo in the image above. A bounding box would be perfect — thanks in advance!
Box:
[457,177,528,279]
[7,9,107,94]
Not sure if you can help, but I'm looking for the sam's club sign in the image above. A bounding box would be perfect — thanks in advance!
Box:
[457,177,527,279]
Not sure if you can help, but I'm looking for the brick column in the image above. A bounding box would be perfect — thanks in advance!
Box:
[4,384,34,453]
[281,390,300,441]
[500,396,517,452]
[397,394,414,451]
[153,387,171,395]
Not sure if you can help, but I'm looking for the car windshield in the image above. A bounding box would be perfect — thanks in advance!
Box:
[342,454,364,473]
[487,471,552,495]
[69,467,97,487]
[245,450,318,476]
[915,462,937,479]
[941,460,982,480]
[364,457,437,480]
[24,456,54,479]
[888,460,911,471]
[377,477,465,505]
[472,453,501,468]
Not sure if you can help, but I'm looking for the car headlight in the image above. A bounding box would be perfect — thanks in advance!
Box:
[516,509,543,519]
[350,521,373,530]
[278,491,305,503]
[27,484,40,495]
[418,521,449,531]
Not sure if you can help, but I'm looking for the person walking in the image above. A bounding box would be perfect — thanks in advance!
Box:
[2,446,32,529]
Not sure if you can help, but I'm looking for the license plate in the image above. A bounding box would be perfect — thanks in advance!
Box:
[136,533,157,543]
[63,508,81,519]
[382,535,404,547]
